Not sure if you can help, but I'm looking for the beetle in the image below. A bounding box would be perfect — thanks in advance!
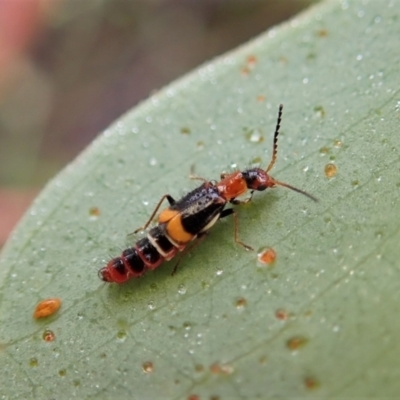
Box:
[99,104,316,283]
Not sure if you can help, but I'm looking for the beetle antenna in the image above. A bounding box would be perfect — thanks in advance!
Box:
[265,104,283,173]
[271,178,318,202]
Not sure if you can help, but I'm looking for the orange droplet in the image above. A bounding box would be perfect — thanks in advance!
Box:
[33,298,61,319]
[304,376,320,389]
[256,94,265,103]
[187,395,200,400]
[324,163,337,178]
[42,329,55,342]
[142,361,154,373]
[316,29,328,37]
[246,55,257,68]
[235,297,247,309]
[286,336,308,351]
[210,363,234,375]
[257,248,276,264]
[319,146,329,154]
[333,139,343,147]
[240,67,250,77]
[180,127,191,135]
[275,308,289,320]
[89,206,100,217]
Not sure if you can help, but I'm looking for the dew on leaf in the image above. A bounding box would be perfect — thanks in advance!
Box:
[257,247,276,265]
[316,28,328,37]
[29,357,38,367]
[304,376,320,390]
[88,206,100,218]
[42,329,55,342]
[286,336,308,351]
[275,308,289,320]
[324,163,337,178]
[177,284,187,295]
[256,94,265,103]
[319,146,329,155]
[142,361,154,373]
[246,55,257,68]
[333,139,343,147]
[210,363,234,375]
[116,330,127,342]
[313,105,325,118]
[33,298,61,319]
[235,297,247,310]
[180,127,191,135]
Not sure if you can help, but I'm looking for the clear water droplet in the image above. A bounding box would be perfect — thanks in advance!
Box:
[177,284,187,295]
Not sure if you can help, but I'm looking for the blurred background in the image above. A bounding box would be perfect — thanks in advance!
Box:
[0,0,315,246]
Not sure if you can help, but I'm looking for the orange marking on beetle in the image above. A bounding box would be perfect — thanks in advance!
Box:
[166,215,195,244]
[217,173,248,201]
[33,298,61,319]
[158,208,179,223]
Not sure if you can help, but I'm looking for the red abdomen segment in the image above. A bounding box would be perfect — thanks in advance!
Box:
[99,225,183,284]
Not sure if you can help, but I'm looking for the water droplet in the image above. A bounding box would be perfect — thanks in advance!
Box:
[257,247,276,265]
[177,284,187,295]
[257,94,265,103]
[180,127,191,135]
[58,369,67,377]
[89,206,100,220]
[216,269,223,276]
[116,330,127,342]
[235,297,247,310]
[210,363,234,375]
[304,376,320,390]
[29,358,38,367]
[246,55,257,68]
[313,105,325,118]
[240,66,250,77]
[324,163,337,178]
[148,301,156,310]
[333,139,343,147]
[319,147,329,155]
[42,330,55,342]
[149,157,157,166]
[248,129,264,143]
[275,308,289,320]
[356,54,363,61]
[33,298,62,319]
[286,336,308,351]
[142,361,154,373]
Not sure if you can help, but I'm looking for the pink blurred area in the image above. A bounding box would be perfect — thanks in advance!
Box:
[0,0,312,246]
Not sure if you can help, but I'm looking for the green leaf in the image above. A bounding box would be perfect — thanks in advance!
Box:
[1,0,400,398]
